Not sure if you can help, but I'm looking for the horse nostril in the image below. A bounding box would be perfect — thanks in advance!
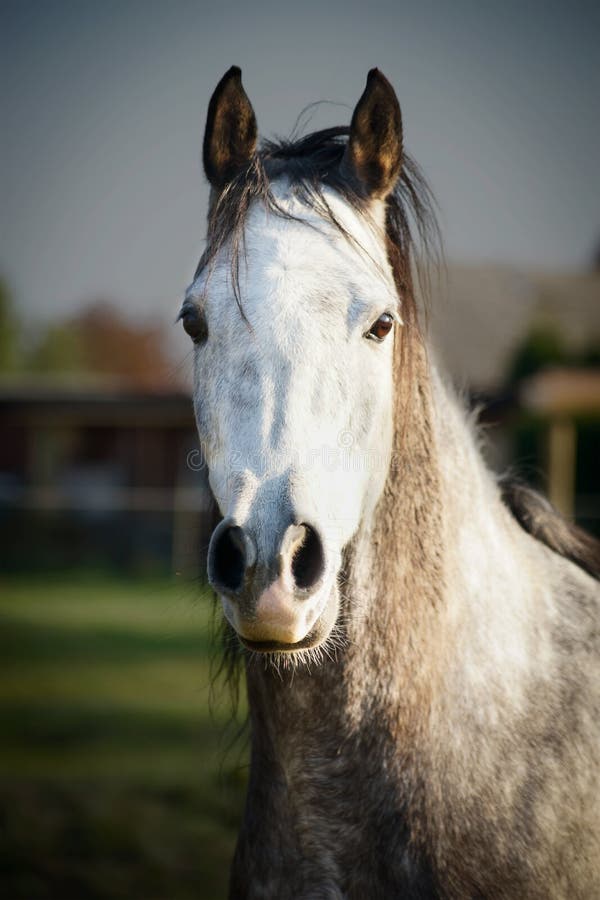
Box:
[290,525,324,591]
[208,522,247,592]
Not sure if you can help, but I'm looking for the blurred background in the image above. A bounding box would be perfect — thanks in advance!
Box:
[1,1,599,897]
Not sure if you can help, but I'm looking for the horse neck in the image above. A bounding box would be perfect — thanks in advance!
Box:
[355,333,542,740]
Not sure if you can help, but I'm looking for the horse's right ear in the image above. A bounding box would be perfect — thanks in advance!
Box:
[203,66,257,189]
[341,69,403,200]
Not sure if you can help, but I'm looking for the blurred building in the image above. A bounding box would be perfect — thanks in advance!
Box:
[0,377,213,575]
[429,266,600,392]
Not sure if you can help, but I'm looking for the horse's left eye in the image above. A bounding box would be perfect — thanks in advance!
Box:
[366,313,394,342]
[179,304,208,344]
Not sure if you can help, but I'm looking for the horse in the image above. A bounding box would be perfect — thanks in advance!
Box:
[179,66,600,899]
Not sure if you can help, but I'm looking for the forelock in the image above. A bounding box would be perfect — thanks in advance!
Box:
[195,124,441,335]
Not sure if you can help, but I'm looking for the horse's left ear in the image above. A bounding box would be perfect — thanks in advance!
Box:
[341,69,403,200]
[203,66,258,189]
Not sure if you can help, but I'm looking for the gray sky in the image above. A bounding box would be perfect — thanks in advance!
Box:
[2,0,599,326]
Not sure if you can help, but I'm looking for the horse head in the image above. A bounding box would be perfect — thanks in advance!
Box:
[181,68,416,652]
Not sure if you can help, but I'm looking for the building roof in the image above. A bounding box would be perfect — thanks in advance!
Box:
[428,265,600,391]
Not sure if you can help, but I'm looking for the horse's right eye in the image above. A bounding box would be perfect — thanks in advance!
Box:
[179,304,208,344]
[366,312,394,342]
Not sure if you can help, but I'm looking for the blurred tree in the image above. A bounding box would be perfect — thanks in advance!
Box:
[506,322,569,384]
[29,322,87,373]
[28,301,176,388]
[581,340,600,367]
[0,279,20,371]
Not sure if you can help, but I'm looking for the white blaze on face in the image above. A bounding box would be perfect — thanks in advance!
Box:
[189,181,399,580]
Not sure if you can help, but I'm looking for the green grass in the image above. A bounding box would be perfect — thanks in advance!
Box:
[0,574,247,899]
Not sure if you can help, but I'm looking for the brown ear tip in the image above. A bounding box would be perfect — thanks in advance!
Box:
[366,68,393,92]
[215,66,243,92]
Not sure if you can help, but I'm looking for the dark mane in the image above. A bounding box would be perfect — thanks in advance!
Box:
[502,479,600,581]
[196,125,441,335]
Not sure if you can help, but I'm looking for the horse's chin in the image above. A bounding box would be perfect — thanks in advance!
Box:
[237,584,340,655]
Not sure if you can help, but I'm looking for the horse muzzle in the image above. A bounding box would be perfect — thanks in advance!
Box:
[207,518,335,648]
